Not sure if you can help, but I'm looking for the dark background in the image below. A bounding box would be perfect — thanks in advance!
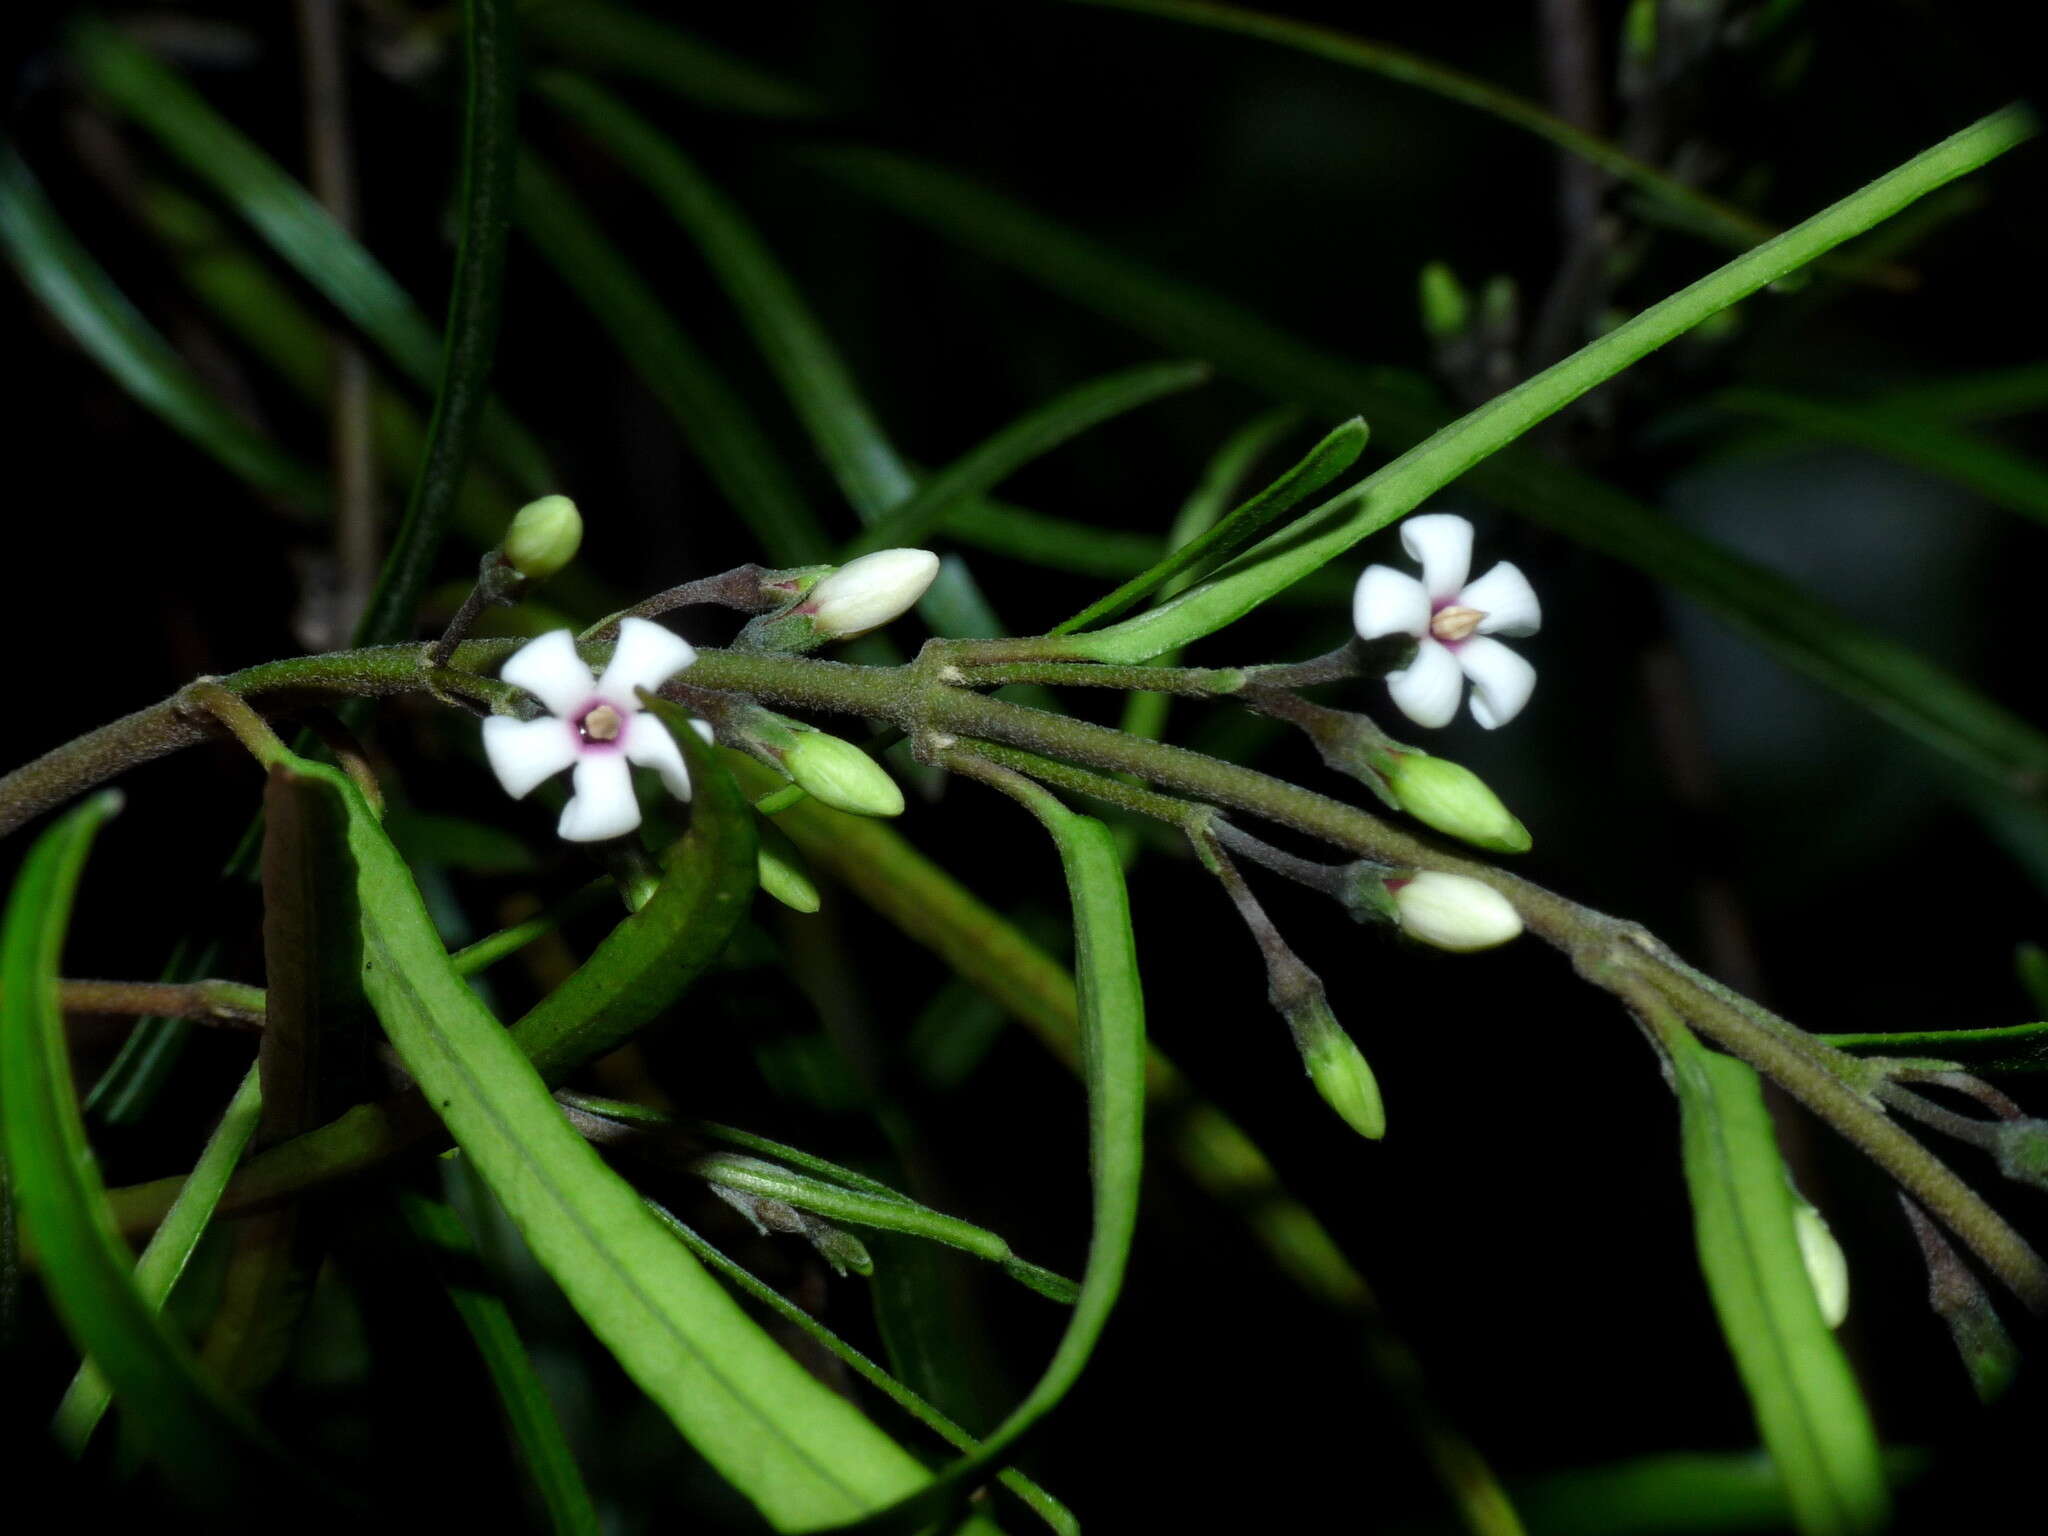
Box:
[6,2,2048,1530]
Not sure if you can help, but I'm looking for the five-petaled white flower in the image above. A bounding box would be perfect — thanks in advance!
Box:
[1352,513,1540,730]
[482,618,710,842]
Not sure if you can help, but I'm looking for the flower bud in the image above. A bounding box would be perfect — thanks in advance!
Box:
[1375,750,1530,854]
[1388,871,1522,952]
[1292,1000,1385,1141]
[756,819,821,913]
[805,549,941,640]
[782,728,905,818]
[502,494,583,580]
[1792,1198,1849,1329]
[1418,260,1470,342]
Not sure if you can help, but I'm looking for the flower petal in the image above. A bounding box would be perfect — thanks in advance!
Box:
[481,716,580,799]
[1385,637,1463,729]
[1400,513,1473,603]
[1458,637,1536,729]
[1460,561,1541,637]
[1352,565,1430,641]
[500,628,595,718]
[623,715,693,801]
[557,755,641,842]
[598,616,697,702]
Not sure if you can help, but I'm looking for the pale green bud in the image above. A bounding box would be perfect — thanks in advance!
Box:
[1388,871,1523,952]
[756,819,821,913]
[1295,1004,1386,1141]
[502,495,583,580]
[782,728,905,818]
[806,548,942,640]
[1792,1198,1849,1329]
[1376,751,1530,853]
[1418,260,1470,342]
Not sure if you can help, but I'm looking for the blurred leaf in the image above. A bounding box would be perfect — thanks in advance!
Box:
[1714,387,2048,527]
[846,359,1211,555]
[386,808,540,875]
[1514,1450,1926,1536]
[655,1209,1076,1534]
[1879,363,2048,423]
[527,0,826,118]
[1664,1032,1889,1536]
[399,1188,602,1536]
[0,793,296,1505]
[514,153,835,566]
[0,148,327,513]
[1054,413,1366,633]
[535,72,1015,640]
[72,16,552,496]
[266,740,944,1528]
[849,790,1145,1532]
[808,129,2048,797]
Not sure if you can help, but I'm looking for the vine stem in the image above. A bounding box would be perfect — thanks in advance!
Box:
[4,637,2044,1309]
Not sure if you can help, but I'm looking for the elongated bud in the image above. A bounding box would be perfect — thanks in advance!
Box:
[706,1180,873,1277]
[1387,871,1522,952]
[782,728,905,818]
[1287,987,1385,1141]
[502,494,583,580]
[756,818,821,913]
[1418,260,1470,342]
[1374,750,1530,853]
[807,549,941,639]
[1791,1197,1849,1328]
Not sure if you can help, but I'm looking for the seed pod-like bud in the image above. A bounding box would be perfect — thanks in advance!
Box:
[1289,993,1385,1142]
[1388,871,1522,952]
[756,818,821,913]
[1418,260,1470,342]
[502,495,583,580]
[1376,750,1530,854]
[806,549,941,640]
[1792,1198,1850,1329]
[782,728,905,819]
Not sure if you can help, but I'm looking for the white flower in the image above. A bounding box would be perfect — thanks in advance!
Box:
[1388,871,1523,952]
[482,618,711,842]
[1353,513,1540,729]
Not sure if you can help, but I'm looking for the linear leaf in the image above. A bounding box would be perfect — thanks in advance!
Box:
[526,0,826,118]
[807,125,2048,796]
[72,17,552,495]
[0,794,296,1505]
[0,148,327,512]
[846,360,1211,555]
[267,737,949,1529]
[1816,1020,2048,1073]
[1665,1032,1888,1536]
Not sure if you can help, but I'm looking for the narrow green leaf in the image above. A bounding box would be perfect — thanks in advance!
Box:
[846,791,1145,1531]
[1053,414,1366,633]
[535,72,1013,640]
[52,1064,262,1449]
[846,360,1211,555]
[1877,362,2048,423]
[399,1187,602,1536]
[526,0,827,118]
[72,16,552,495]
[1816,1020,2048,1073]
[353,0,519,648]
[1714,387,2048,528]
[0,794,295,1503]
[1664,1031,1888,1535]
[267,738,946,1529]
[514,153,835,566]
[1513,1450,1925,1536]
[654,1208,1076,1534]
[0,148,327,512]
[809,124,2048,798]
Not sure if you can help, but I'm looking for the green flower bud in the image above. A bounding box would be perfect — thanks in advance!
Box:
[1388,871,1523,952]
[782,728,905,818]
[1296,1008,1386,1141]
[502,494,583,580]
[1418,260,1470,342]
[1376,750,1530,853]
[756,818,821,913]
[1792,1198,1849,1329]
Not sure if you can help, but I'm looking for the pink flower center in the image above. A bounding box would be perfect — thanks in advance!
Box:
[577,701,626,746]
